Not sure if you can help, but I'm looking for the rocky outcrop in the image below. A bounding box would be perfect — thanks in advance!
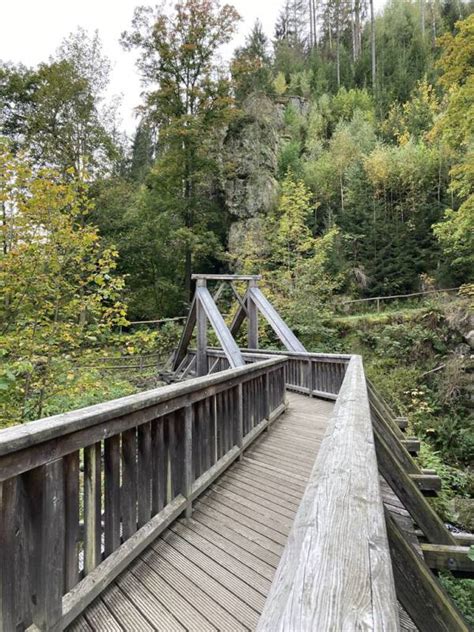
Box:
[221,94,282,219]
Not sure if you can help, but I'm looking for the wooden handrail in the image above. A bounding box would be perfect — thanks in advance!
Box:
[257,355,399,631]
[0,357,287,631]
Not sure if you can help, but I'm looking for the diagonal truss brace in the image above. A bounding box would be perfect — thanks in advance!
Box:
[172,274,307,374]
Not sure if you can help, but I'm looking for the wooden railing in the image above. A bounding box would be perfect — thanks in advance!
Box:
[338,287,460,314]
[0,357,286,631]
[185,348,351,399]
[257,355,399,631]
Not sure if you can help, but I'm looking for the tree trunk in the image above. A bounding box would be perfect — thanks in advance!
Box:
[313,0,318,47]
[370,0,376,91]
[352,0,357,62]
[336,18,341,87]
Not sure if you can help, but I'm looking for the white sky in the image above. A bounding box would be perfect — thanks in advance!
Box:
[0,0,384,136]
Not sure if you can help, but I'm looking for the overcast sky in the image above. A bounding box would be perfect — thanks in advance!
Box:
[0,0,384,135]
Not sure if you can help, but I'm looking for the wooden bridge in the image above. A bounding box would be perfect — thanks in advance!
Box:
[0,275,472,632]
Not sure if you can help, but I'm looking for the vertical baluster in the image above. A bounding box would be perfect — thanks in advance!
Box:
[193,402,201,478]
[322,362,328,393]
[24,461,65,631]
[84,444,101,573]
[253,378,257,427]
[212,394,218,464]
[223,390,229,454]
[104,437,120,557]
[203,397,211,471]
[214,393,221,459]
[0,477,23,631]
[64,451,80,590]
[228,389,234,450]
[184,405,193,518]
[264,372,270,421]
[138,422,152,528]
[163,418,172,504]
[307,359,313,396]
[121,429,137,540]
[151,418,165,515]
[168,413,179,500]
[237,383,244,460]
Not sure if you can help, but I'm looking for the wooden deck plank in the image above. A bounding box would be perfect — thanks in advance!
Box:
[83,599,122,632]
[160,529,267,609]
[196,494,290,544]
[183,518,276,581]
[191,508,282,567]
[194,501,284,556]
[129,558,218,631]
[169,521,273,591]
[101,583,155,632]
[116,571,185,631]
[212,480,297,518]
[69,394,333,632]
[151,537,261,629]
[224,468,304,503]
[140,548,244,631]
[68,616,94,632]
[217,472,301,510]
[203,485,295,526]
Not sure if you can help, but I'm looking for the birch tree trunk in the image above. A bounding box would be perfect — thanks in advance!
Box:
[370,0,376,91]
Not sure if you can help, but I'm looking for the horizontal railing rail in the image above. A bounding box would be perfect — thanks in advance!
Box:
[257,355,399,631]
[184,348,351,399]
[0,357,287,631]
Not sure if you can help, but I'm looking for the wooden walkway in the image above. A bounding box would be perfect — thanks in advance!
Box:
[68,393,334,631]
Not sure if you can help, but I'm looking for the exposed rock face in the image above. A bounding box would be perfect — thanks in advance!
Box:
[465,330,474,350]
[222,94,282,219]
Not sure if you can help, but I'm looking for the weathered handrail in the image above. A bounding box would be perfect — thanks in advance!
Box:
[0,357,287,631]
[257,355,399,631]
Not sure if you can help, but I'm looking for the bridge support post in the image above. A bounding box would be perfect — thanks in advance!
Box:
[247,278,258,349]
[196,279,208,377]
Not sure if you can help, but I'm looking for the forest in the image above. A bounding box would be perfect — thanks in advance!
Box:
[0,0,473,618]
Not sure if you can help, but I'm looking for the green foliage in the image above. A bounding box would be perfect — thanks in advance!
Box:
[121,0,240,301]
[231,20,273,101]
[438,573,474,627]
[0,145,127,424]
[0,29,120,178]
[431,15,474,280]
[273,71,288,95]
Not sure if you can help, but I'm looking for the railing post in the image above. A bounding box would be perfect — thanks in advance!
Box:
[184,405,193,518]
